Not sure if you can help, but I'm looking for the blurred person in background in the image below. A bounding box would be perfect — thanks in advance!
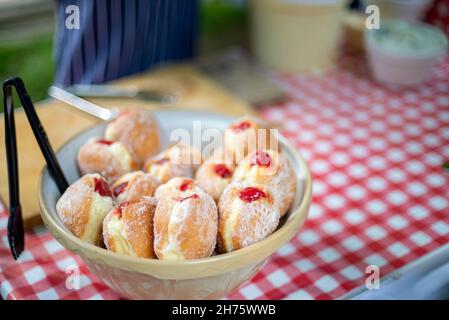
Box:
[54,0,199,86]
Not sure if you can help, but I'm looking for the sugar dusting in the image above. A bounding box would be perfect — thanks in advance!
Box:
[56,173,113,244]
[77,139,135,183]
[83,191,114,243]
[154,177,202,200]
[233,149,296,216]
[104,109,161,164]
[158,190,218,260]
[104,196,157,257]
[195,157,235,202]
[264,151,296,215]
[219,181,280,251]
[113,171,159,203]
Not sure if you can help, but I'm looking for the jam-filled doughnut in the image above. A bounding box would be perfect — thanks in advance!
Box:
[77,137,139,183]
[154,190,218,260]
[195,155,235,202]
[144,155,192,185]
[154,177,204,200]
[163,142,203,172]
[111,171,159,204]
[217,181,280,253]
[233,149,296,217]
[103,197,157,258]
[104,109,161,165]
[144,142,200,184]
[56,173,114,245]
[224,116,279,163]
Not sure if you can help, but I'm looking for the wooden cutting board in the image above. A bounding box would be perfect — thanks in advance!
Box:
[0,64,253,229]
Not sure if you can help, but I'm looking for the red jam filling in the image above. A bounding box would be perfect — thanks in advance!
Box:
[231,121,251,132]
[239,187,267,203]
[116,201,130,218]
[180,194,199,202]
[179,180,193,191]
[97,139,114,146]
[94,178,112,197]
[249,151,271,167]
[113,182,128,197]
[214,164,232,178]
[154,157,169,165]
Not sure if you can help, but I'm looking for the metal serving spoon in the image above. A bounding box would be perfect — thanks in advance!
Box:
[66,84,176,103]
[48,86,119,121]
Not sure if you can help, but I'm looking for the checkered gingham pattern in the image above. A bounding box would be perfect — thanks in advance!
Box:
[1,49,449,300]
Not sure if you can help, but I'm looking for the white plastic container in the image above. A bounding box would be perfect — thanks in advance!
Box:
[365,20,448,86]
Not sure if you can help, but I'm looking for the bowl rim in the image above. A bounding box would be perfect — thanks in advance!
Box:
[39,115,312,280]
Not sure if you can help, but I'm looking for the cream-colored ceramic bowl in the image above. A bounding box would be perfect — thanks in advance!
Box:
[39,110,312,300]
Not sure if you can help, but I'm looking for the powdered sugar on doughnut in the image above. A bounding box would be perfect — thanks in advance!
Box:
[165,142,203,170]
[268,153,296,216]
[233,149,296,217]
[77,138,137,183]
[103,196,157,258]
[105,109,161,165]
[195,156,235,202]
[112,171,159,203]
[56,173,113,245]
[218,181,280,252]
[224,116,279,163]
[144,149,194,184]
[154,177,204,200]
[154,191,218,260]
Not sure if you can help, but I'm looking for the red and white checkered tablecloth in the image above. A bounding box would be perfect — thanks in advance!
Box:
[1,50,449,300]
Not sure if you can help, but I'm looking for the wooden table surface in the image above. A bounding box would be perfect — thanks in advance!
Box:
[0,64,253,228]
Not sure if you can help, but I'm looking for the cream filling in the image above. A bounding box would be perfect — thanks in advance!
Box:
[119,170,143,181]
[115,171,143,203]
[236,162,276,181]
[108,143,132,171]
[104,125,115,141]
[81,192,113,244]
[245,167,259,181]
[160,202,186,260]
[160,242,184,260]
[115,193,126,205]
[106,216,137,256]
[147,164,166,182]
[224,199,242,252]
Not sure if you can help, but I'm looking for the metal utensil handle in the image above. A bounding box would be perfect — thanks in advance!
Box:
[68,84,138,98]
[48,86,116,121]
[67,84,174,103]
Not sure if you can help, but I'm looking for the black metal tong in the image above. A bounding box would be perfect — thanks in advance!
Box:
[3,77,69,259]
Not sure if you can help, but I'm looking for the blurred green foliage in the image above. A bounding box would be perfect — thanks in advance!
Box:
[200,0,248,35]
[0,35,54,112]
